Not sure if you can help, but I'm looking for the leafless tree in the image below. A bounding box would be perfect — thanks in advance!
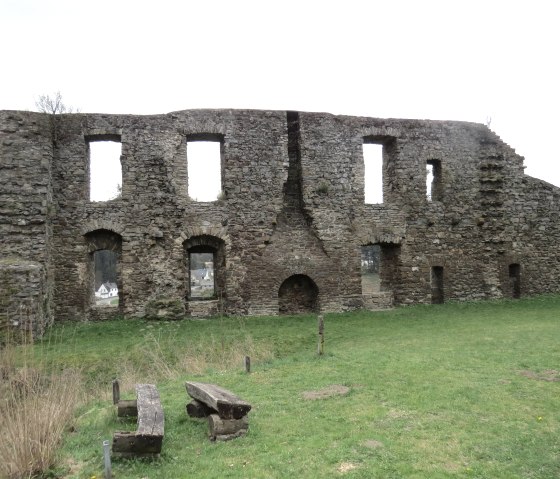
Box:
[35,92,78,145]
[35,91,77,114]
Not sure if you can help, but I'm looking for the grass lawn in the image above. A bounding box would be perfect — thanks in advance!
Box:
[29,296,560,477]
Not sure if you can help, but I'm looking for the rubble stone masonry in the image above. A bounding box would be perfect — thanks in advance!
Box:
[1,108,559,325]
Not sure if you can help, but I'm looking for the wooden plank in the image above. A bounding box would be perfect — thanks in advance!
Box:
[136,384,164,437]
[186,381,251,420]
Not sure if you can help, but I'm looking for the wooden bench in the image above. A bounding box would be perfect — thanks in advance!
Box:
[112,383,165,457]
[185,381,251,441]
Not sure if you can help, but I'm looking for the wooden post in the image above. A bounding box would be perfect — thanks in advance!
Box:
[244,355,251,373]
[112,379,120,405]
[318,315,324,355]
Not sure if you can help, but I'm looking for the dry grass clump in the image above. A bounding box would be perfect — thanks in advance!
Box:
[115,332,275,390]
[0,339,84,479]
[177,333,274,375]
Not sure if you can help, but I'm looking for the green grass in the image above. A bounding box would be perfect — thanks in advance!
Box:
[30,296,560,477]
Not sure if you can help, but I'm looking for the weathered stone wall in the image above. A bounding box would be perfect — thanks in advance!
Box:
[1,108,559,322]
[0,111,53,332]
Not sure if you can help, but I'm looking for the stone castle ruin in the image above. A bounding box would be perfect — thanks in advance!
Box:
[1,108,560,330]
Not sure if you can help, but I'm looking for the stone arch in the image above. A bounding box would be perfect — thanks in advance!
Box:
[176,226,230,248]
[278,274,319,315]
[82,221,125,238]
[84,228,123,253]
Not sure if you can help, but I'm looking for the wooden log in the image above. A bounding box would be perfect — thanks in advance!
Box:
[186,382,251,420]
[117,399,138,418]
[208,413,248,440]
[112,432,163,457]
[186,399,214,418]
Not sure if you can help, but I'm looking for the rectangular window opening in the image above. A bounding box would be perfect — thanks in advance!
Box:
[426,159,442,202]
[89,140,122,202]
[509,263,521,299]
[189,252,215,299]
[431,266,444,304]
[187,140,222,202]
[363,143,383,204]
[93,250,119,307]
[361,244,381,293]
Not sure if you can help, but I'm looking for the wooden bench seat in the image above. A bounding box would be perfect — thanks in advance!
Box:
[112,384,164,457]
[185,381,251,441]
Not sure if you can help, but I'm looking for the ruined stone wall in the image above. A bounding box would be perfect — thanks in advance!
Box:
[0,111,54,331]
[1,108,559,322]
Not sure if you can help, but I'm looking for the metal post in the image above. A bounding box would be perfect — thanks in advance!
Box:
[103,440,112,479]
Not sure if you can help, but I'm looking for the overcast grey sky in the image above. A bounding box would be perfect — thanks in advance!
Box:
[1,0,559,191]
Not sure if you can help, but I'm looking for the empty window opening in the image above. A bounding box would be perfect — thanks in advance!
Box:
[184,235,225,303]
[278,274,319,315]
[509,263,521,299]
[361,244,381,293]
[187,140,222,202]
[431,266,444,304]
[363,143,383,204]
[189,250,216,299]
[93,250,119,307]
[89,140,122,202]
[426,159,442,201]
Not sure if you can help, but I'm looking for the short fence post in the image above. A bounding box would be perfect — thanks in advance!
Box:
[112,379,120,405]
[103,440,112,479]
[318,315,324,355]
[244,355,251,373]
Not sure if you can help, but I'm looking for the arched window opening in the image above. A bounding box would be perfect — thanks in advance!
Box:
[278,274,319,315]
[184,235,225,301]
[93,250,119,307]
[189,248,216,299]
[84,229,122,310]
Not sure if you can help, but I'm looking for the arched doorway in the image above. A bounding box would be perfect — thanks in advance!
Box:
[278,274,319,315]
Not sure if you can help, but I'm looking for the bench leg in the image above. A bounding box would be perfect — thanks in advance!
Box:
[208,414,248,441]
[112,432,163,456]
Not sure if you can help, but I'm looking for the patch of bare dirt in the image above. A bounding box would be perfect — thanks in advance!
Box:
[337,462,358,473]
[62,458,84,478]
[363,439,384,449]
[519,369,560,382]
[302,384,350,400]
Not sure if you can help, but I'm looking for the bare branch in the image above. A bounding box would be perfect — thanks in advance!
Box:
[35,91,75,114]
